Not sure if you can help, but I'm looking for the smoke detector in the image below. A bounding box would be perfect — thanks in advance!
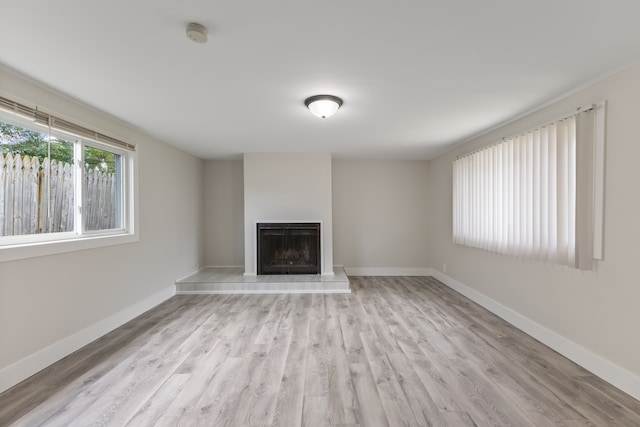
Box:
[186,23,208,44]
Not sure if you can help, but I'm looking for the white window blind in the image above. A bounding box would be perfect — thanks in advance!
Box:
[453,106,602,270]
[0,96,135,152]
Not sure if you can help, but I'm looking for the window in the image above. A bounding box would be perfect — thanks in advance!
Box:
[82,145,123,232]
[453,103,605,270]
[0,96,136,261]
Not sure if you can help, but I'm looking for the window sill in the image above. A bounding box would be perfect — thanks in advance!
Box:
[0,232,139,263]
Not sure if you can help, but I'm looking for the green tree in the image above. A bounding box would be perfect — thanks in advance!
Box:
[0,122,73,164]
[0,122,116,173]
[84,146,118,174]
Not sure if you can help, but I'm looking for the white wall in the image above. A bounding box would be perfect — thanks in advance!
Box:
[0,68,204,392]
[204,160,244,266]
[427,63,640,394]
[243,153,333,275]
[332,160,430,274]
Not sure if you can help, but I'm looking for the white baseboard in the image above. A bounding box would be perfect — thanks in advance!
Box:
[177,289,351,295]
[430,269,640,401]
[203,265,244,269]
[0,285,175,394]
[344,267,432,276]
[175,270,200,283]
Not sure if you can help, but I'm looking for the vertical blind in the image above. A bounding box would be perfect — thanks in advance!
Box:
[453,109,595,270]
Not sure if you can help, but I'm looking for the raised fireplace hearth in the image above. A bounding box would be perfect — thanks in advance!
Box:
[257,222,320,275]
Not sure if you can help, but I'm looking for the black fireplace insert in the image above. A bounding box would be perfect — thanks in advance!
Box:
[257,222,321,275]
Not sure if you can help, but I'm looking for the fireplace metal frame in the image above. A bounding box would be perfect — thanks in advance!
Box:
[257,222,321,275]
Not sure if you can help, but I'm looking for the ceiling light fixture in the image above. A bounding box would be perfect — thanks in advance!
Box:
[186,23,208,44]
[304,95,343,119]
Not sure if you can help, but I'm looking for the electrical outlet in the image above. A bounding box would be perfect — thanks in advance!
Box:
[443,264,447,273]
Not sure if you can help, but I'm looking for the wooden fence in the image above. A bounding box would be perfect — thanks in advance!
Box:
[84,166,117,231]
[0,153,116,236]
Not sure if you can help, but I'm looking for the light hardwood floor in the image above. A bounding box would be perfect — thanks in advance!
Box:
[1,276,640,426]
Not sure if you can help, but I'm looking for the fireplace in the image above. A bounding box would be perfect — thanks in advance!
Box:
[257,223,321,275]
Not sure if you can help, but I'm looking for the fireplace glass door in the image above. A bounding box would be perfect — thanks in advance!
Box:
[257,223,320,275]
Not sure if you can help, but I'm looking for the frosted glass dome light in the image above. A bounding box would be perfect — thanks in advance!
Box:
[305,95,343,119]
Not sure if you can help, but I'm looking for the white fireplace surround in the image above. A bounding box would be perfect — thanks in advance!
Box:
[243,153,334,276]
[246,220,331,276]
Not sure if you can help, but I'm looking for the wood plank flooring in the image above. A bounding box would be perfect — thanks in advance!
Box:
[2,276,640,426]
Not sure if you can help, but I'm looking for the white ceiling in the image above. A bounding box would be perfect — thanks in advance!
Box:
[2,1,640,160]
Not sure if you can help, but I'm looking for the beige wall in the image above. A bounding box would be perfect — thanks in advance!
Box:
[243,153,334,275]
[204,159,244,266]
[427,63,640,378]
[332,160,430,271]
[0,68,204,389]
[204,158,432,273]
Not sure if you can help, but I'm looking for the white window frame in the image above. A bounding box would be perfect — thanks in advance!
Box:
[0,112,138,263]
